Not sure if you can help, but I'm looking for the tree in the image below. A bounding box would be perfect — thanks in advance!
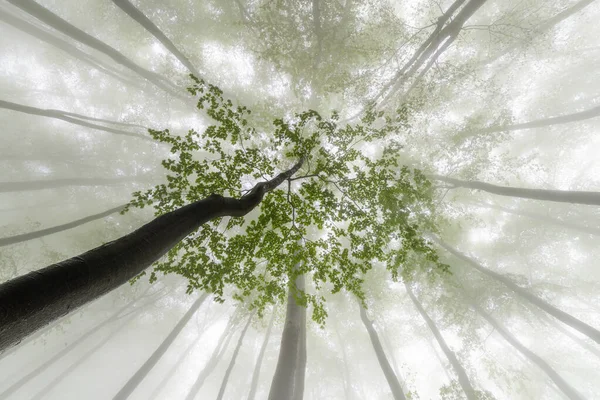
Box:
[247,308,277,400]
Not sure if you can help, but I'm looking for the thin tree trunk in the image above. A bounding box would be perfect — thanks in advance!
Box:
[429,175,600,206]
[184,313,239,400]
[0,100,150,141]
[436,239,600,344]
[405,284,477,400]
[216,312,255,400]
[333,321,355,400]
[0,177,139,193]
[473,304,585,400]
[537,312,600,360]
[0,204,127,248]
[110,0,201,77]
[268,272,305,400]
[359,303,406,400]
[113,293,209,400]
[0,158,304,352]
[6,0,184,100]
[247,309,277,400]
[293,274,307,400]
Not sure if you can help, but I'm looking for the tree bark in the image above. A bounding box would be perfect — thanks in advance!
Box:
[6,0,184,100]
[429,174,600,206]
[216,312,255,400]
[405,283,477,400]
[436,239,600,344]
[110,0,201,77]
[473,304,585,400]
[0,177,139,193]
[0,100,150,141]
[0,158,304,353]
[247,309,277,400]
[268,272,305,400]
[113,293,209,400]
[359,303,406,400]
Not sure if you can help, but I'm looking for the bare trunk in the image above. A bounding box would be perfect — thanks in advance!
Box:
[436,239,600,344]
[359,303,406,400]
[0,158,304,352]
[113,293,209,400]
[430,175,600,206]
[292,274,307,400]
[247,309,277,400]
[474,304,584,400]
[405,284,477,400]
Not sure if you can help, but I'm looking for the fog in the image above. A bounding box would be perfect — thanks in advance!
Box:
[0,0,599,399]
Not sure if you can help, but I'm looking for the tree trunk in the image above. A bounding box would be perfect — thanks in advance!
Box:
[184,313,239,400]
[359,303,407,400]
[0,158,303,353]
[268,272,305,400]
[429,175,600,206]
[405,283,477,400]
[110,0,201,77]
[436,239,600,344]
[113,293,209,400]
[333,319,358,400]
[0,204,127,248]
[6,0,184,100]
[293,274,307,400]
[247,309,277,400]
[0,100,150,141]
[216,312,255,400]
[473,304,585,400]
[0,177,139,193]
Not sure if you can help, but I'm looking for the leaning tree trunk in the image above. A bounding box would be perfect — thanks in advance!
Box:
[405,284,477,400]
[268,272,305,400]
[247,309,277,400]
[359,303,406,400]
[429,175,600,206]
[473,304,584,400]
[113,293,209,400]
[216,312,255,400]
[0,204,126,248]
[0,177,139,193]
[436,239,600,344]
[0,158,303,353]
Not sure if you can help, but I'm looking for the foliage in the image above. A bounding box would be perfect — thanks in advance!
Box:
[124,75,447,324]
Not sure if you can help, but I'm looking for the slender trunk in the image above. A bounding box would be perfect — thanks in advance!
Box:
[0,100,150,141]
[538,312,600,360]
[6,0,184,100]
[436,239,600,344]
[113,293,209,400]
[0,204,126,248]
[473,304,585,400]
[216,312,255,400]
[247,309,277,400]
[430,175,600,206]
[359,303,406,400]
[184,313,239,400]
[405,284,477,400]
[474,202,600,236]
[0,288,152,398]
[268,272,305,400]
[110,0,201,77]
[0,177,139,193]
[0,158,304,353]
[293,274,307,400]
[333,321,355,400]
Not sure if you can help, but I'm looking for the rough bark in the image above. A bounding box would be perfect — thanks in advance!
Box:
[6,0,184,100]
[0,204,126,248]
[216,312,255,400]
[474,304,585,400]
[0,99,150,141]
[0,177,138,193]
[429,174,600,206]
[113,293,209,400]
[247,309,277,400]
[111,0,201,77]
[405,284,477,400]
[359,303,406,400]
[436,239,600,344]
[0,158,304,352]
[268,272,305,400]
[184,313,239,400]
